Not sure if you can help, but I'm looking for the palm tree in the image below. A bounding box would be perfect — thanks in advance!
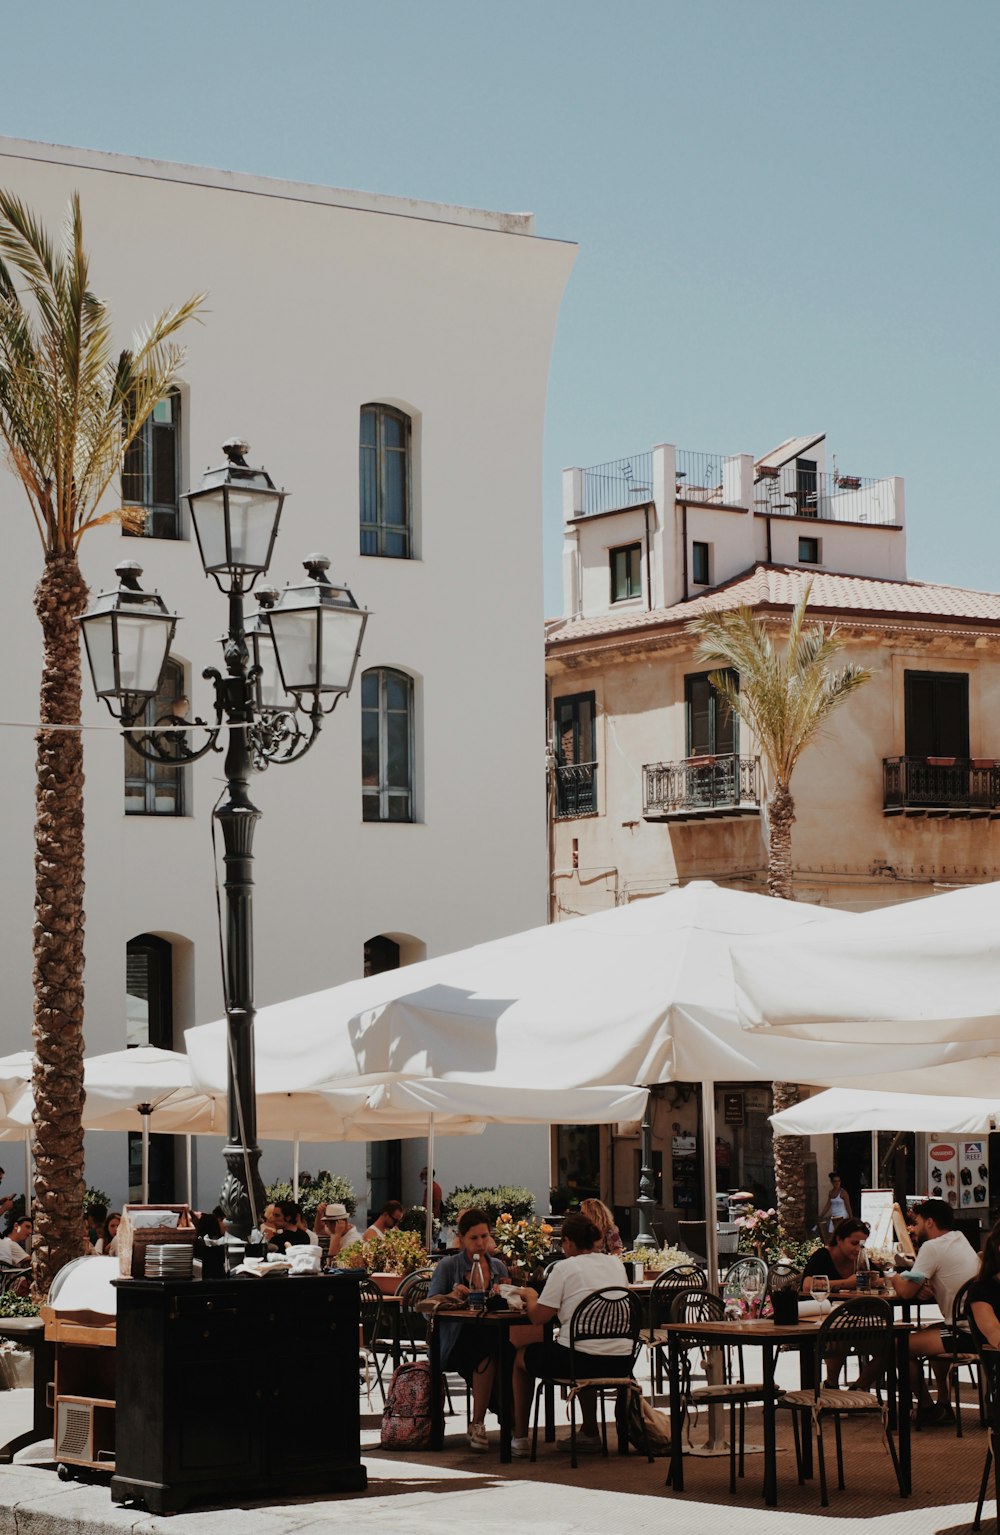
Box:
[689,585,871,1236]
[0,190,203,1293]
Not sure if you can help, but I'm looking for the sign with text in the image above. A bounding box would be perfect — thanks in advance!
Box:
[927,1139,959,1209]
[961,1139,989,1209]
[724,1093,745,1126]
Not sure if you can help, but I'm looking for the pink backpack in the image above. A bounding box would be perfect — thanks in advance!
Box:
[380,1361,436,1450]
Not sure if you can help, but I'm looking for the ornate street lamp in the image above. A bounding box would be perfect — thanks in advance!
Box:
[80,441,368,1235]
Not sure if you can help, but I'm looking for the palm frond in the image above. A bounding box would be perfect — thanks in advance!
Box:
[0,190,205,554]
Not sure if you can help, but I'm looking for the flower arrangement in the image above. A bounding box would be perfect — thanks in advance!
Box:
[736,1203,820,1268]
[621,1244,691,1273]
[337,1227,427,1276]
[492,1214,554,1271]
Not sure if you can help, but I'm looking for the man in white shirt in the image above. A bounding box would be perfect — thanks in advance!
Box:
[891,1197,979,1421]
[510,1211,633,1456]
[323,1203,363,1259]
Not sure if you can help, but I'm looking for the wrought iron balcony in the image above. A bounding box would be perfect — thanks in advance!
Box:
[642,754,762,821]
[554,761,597,818]
[883,757,1000,816]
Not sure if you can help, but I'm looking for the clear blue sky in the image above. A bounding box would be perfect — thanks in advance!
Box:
[4,1,996,615]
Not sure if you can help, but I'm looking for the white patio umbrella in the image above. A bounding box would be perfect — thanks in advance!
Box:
[769,1087,1000,1138]
[0,1053,35,1214]
[188,882,975,1281]
[733,881,1000,1046]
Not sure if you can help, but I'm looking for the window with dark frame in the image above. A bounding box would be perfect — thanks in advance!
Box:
[365,936,402,1206]
[610,543,642,602]
[904,671,970,759]
[122,392,182,540]
[126,933,175,1202]
[553,691,597,816]
[359,404,411,558]
[798,536,820,564]
[795,456,818,516]
[691,541,710,586]
[685,670,738,757]
[124,657,186,816]
[362,667,414,821]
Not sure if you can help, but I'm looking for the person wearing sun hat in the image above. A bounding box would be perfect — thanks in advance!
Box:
[324,1202,363,1258]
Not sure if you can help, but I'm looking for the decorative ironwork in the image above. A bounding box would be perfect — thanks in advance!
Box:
[554,761,597,818]
[642,755,761,818]
[883,757,1000,814]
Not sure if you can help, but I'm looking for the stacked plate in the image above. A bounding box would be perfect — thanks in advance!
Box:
[145,1243,194,1280]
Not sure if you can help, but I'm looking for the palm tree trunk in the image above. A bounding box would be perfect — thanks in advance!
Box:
[767,781,805,1235]
[31,552,88,1295]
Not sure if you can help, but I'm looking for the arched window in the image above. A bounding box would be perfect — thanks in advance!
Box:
[122,390,182,540]
[124,658,186,815]
[359,404,411,558]
[362,668,414,822]
[126,934,175,1201]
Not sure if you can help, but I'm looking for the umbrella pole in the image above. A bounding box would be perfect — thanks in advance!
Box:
[141,1106,151,1204]
[23,1133,31,1217]
[185,1135,193,1209]
[425,1116,435,1253]
[701,1081,720,1288]
[293,1138,300,1201]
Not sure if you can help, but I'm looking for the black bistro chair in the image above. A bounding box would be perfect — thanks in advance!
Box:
[646,1266,706,1395]
[777,1298,903,1506]
[529,1287,651,1469]
[357,1274,387,1405]
[667,1289,767,1495]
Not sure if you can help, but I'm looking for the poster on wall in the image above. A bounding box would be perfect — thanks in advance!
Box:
[961,1140,989,1209]
[927,1140,959,1209]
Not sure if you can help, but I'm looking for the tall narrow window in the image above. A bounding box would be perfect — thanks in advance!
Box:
[125,658,186,815]
[126,934,175,1202]
[122,392,181,539]
[685,671,738,756]
[610,543,641,602]
[553,691,597,817]
[360,404,411,558]
[362,668,414,821]
[904,672,969,758]
[795,456,818,517]
[691,541,710,586]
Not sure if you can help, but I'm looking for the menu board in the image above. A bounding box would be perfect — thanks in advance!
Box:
[860,1189,895,1250]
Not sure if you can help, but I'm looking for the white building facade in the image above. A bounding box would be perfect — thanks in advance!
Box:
[0,138,575,1215]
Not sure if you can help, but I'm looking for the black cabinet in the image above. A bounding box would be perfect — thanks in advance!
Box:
[111,1274,367,1514]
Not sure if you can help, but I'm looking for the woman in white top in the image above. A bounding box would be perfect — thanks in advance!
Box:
[818,1171,852,1242]
[510,1211,632,1456]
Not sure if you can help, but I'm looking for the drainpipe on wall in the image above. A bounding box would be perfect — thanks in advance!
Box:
[682,502,689,602]
[643,504,653,611]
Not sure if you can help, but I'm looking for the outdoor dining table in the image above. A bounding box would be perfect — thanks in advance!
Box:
[0,1317,51,1465]
[427,1306,553,1464]
[662,1312,914,1507]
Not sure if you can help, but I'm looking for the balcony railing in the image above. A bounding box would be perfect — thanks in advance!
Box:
[581,454,654,516]
[554,761,597,818]
[675,449,727,504]
[884,757,1000,815]
[753,467,899,526]
[643,755,762,819]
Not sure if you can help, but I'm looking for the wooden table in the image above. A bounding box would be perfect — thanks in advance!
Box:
[662,1314,913,1507]
[428,1307,544,1464]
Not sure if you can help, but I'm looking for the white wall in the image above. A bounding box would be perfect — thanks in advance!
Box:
[0,139,575,1212]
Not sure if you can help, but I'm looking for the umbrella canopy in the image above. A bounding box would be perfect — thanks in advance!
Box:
[733,882,1000,1046]
[770,1087,1000,1138]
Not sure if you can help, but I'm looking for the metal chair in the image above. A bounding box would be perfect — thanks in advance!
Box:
[528,1287,651,1469]
[777,1298,903,1506]
[357,1275,387,1405]
[646,1266,706,1395]
[973,1347,1000,1530]
[938,1277,984,1437]
[667,1289,766,1494]
[766,1260,801,1296]
[726,1255,768,1296]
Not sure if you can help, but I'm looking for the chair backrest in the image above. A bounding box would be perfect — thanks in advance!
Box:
[717,1224,741,1254]
[396,1266,435,1300]
[357,1274,384,1347]
[541,1254,566,1279]
[767,1261,801,1294]
[568,1286,641,1373]
[678,1220,707,1258]
[810,1297,893,1394]
[952,1277,978,1342]
[668,1288,725,1326]
[648,1265,706,1327]
[726,1256,768,1294]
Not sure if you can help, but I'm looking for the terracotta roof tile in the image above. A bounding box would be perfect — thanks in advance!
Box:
[545,564,1000,646]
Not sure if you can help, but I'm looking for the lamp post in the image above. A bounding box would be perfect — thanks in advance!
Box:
[80,441,368,1235]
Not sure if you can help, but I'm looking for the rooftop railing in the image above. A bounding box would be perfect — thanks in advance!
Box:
[753,467,900,526]
[581,453,654,517]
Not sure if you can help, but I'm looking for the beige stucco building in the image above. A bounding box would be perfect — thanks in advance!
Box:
[545,434,1000,1237]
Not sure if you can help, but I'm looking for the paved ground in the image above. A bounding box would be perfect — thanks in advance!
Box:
[0,1363,992,1535]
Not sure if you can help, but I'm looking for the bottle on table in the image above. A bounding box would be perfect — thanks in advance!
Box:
[856,1245,871,1293]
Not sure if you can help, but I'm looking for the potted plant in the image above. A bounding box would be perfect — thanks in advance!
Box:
[492,1214,555,1283]
[337,1227,427,1293]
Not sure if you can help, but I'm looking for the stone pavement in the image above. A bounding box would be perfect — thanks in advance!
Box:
[0,1380,991,1535]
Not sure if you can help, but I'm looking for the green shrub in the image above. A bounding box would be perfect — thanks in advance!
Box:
[337,1228,427,1276]
[264,1170,356,1223]
[0,1289,37,1318]
[83,1186,111,1214]
[397,1205,440,1240]
[441,1185,535,1226]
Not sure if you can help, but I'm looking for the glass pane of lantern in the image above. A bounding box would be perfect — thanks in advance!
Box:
[82,617,118,695]
[119,614,172,694]
[270,611,318,692]
[190,492,229,570]
[255,633,293,711]
[318,607,365,692]
[225,488,280,570]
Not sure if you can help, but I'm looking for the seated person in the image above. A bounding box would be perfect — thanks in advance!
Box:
[363,1201,404,1242]
[323,1203,364,1259]
[94,1212,121,1255]
[0,1216,31,1267]
[802,1218,877,1387]
[429,1208,540,1453]
[969,1216,1000,1348]
[268,1201,312,1249]
[882,1197,979,1420]
[511,1211,632,1457]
